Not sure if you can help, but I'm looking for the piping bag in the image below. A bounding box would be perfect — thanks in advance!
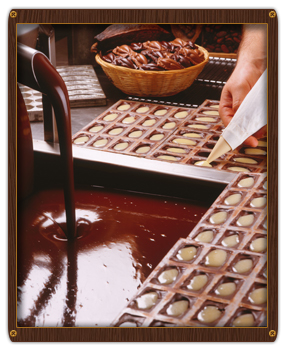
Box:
[205,69,267,165]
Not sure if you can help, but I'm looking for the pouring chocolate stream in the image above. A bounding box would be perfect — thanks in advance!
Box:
[17,43,76,240]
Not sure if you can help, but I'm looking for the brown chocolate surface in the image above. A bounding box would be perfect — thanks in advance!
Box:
[17,187,208,327]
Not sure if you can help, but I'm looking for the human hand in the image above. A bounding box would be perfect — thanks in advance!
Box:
[219,62,267,147]
[219,24,267,147]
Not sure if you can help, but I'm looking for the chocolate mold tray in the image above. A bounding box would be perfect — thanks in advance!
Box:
[19,83,44,122]
[73,99,267,175]
[56,65,106,107]
[19,65,106,122]
[112,173,267,327]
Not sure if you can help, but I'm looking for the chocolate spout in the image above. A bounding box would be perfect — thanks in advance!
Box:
[17,43,76,240]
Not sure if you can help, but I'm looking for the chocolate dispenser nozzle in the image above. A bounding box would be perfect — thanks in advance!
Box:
[206,136,232,164]
[17,43,49,92]
[17,42,76,240]
[206,69,267,165]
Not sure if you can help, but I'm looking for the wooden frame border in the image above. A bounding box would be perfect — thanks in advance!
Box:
[8,9,278,342]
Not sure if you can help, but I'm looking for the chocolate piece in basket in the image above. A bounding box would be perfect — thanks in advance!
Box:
[142,40,163,51]
[157,57,184,70]
[141,50,168,63]
[114,56,136,69]
[102,52,117,64]
[112,44,134,57]
[139,63,165,71]
[178,47,205,65]
[129,42,144,52]
[170,38,197,50]
[130,53,148,68]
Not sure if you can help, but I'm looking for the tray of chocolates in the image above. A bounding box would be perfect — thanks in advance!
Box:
[19,65,106,121]
[72,99,267,176]
[56,65,106,107]
[112,172,267,327]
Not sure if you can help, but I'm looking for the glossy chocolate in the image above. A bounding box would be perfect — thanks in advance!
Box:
[17,187,208,327]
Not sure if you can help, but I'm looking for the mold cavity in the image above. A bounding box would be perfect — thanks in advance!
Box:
[166,147,187,154]
[135,145,151,154]
[250,237,267,252]
[93,138,108,148]
[250,197,266,208]
[187,274,208,291]
[215,282,236,297]
[108,127,124,136]
[238,177,255,188]
[142,118,156,127]
[232,259,253,274]
[232,313,255,327]
[196,116,217,122]
[174,111,188,119]
[103,113,118,121]
[136,106,150,113]
[135,291,158,310]
[224,193,242,206]
[176,246,197,261]
[244,148,266,156]
[73,135,89,145]
[221,234,239,248]
[187,124,209,130]
[236,213,255,227]
[154,109,168,116]
[198,305,222,324]
[183,132,203,138]
[129,130,143,138]
[113,142,129,151]
[194,230,214,243]
[117,103,130,111]
[89,124,104,133]
[166,299,189,317]
[204,249,228,267]
[202,110,219,116]
[209,211,228,225]
[122,116,136,124]
[248,287,267,305]
[150,133,164,141]
[172,138,196,146]
[157,268,178,285]
[162,121,176,130]
[233,157,258,165]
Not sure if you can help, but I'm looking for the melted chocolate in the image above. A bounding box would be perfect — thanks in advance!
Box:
[17,186,208,326]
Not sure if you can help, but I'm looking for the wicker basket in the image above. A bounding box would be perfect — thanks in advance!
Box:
[95,46,209,97]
